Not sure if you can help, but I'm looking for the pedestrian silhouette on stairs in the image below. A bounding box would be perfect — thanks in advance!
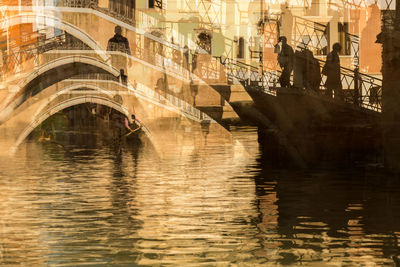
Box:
[275,36,294,88]
[107,26,131,55]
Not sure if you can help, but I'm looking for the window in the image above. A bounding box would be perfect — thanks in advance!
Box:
[338,22,351,55]
[237,37,245,59]
[248,36,261,59]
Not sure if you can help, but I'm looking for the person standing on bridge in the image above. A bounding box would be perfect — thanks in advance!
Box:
[323,43,342,99]
[107,26,131,55]
[275,36,294,88]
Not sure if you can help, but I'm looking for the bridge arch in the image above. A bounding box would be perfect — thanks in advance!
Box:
[0,55,121,123]
[16,55,120,92]
[1,13,244,127]
[1,13,108,61]
[31,83,115,120]
[10,95,153,154]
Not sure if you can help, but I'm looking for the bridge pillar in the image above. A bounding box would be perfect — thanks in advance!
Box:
[381,27,400,172]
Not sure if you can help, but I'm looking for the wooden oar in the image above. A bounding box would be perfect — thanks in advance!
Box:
[125,126,142,137]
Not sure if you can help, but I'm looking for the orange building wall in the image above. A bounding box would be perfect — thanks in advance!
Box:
[359,4,382,74]
[1,0,36,71]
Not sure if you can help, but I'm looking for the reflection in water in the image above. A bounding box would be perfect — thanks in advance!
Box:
[0,126,399,266]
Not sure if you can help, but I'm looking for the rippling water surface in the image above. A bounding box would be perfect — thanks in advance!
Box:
[0,127,399,266]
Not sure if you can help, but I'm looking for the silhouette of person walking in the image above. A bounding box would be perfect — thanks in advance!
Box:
[107,26,131,55]
[275,36,294,88]
[323,43,342,99]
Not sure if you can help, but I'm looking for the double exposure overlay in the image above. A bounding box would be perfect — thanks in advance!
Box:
[0,0,400,266]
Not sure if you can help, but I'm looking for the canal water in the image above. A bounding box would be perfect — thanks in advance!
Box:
[0,126,399,266]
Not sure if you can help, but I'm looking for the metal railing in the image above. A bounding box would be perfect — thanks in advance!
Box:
[327,0,396,28]
[1,28,190,81]
[55,0,362,76]
[128,39,190,80]
[133,82,210,122]
[1,32,91,75]
[194,55,224,82]
[216,56,278,95]
[292,15,330,56]
[60,0,136,25]
[137,11,158,30]
[1,2,381,114]
[324,61,382,111]
[154,0,163,9]
[344,32,360,67]
[59,0,96,7]
[69,73,119,82]
[183,0,222,27]
[271,14,360,67]
[215,55,382,112]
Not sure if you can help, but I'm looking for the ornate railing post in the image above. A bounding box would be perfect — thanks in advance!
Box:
[353,67,360,107]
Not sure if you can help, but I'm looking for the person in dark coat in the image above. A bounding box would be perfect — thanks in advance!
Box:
[275,36,294,88]
[107,26,131,55]
[324,43,342,99]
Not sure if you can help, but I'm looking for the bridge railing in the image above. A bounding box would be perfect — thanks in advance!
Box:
[70,73,120,82]
[344,32,360,67]
[311,58,382,111]
[292,15,330,56]
[2,4,380,113]
[193,54,226,83]
[60,0,138,27]
[339,66,382,111]
[216,56,279,95]
[54,1,363,72]
[216,54,382,112]
[133,82,210,122]
[59,0,96,7]
[1,32,91,77]
[59,0,162,28]
[106,32,191,81]
[1,29,190,83]
[129,42,189,80]
[216,56,257,82]
[6,31,377,113]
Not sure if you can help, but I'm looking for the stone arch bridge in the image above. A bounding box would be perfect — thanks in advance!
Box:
[0,9,255,155]
[0,77,234,156]
[1,10,251,123]
[0,6,383,167]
